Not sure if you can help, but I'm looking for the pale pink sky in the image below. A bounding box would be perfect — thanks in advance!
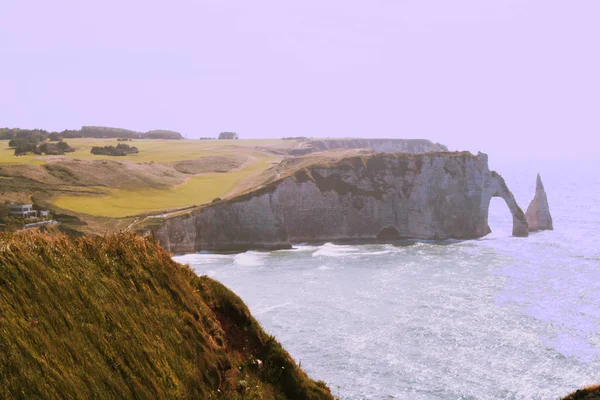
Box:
[1,1,598,161]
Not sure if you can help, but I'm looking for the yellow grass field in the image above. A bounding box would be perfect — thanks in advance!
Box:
[51,152,277,217]
[0,138,298,219]
[0,146,46,165]
[0,138,295,164]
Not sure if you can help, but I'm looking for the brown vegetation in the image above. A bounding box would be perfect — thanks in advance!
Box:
[0,231,332,399]
[173,155,248,174]
[562,385,600,400]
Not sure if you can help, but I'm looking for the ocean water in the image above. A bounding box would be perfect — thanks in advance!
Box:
[173,160,600,400]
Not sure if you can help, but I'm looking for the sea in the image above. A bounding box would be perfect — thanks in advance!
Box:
[173,159,600,400]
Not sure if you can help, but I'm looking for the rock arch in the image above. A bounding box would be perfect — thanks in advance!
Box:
[489,172,529,237]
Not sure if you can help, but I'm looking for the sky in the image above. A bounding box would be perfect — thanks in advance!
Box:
[1,1,599,161]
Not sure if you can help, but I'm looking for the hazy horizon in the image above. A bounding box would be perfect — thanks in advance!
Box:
[2,1,598,162]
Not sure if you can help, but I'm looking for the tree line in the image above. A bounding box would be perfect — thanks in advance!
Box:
[0,126,184,141]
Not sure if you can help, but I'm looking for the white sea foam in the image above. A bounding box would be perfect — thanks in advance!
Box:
[233,251,267,267]
[312,243,360,258]
[253,302,292,316]
[276,245,320,253]
[172,253,233,266]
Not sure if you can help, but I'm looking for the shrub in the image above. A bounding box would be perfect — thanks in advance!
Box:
[90,144,139,156]
[57,141,74,153]
[14,142,38,156]
[219,132,239,140]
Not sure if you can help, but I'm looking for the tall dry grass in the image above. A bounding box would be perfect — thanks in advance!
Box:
[0,231,331,399]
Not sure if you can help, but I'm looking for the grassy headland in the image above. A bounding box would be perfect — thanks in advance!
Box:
[0,135,412,234]
[0,138,297,232]
[0,231,332,399]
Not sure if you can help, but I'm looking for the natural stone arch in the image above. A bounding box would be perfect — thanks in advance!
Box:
[489,171,529,237]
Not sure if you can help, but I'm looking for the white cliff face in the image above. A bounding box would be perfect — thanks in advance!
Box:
[155,152,529,253]
[526,174,554,231]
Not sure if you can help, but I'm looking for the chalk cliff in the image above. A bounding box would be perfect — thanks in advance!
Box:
[153,152,528,253]
[290,138,446,155]
[526,174,553,231]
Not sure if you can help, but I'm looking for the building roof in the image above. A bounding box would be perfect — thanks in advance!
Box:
[9,204,33,208]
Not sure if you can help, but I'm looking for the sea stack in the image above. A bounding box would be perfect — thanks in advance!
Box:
[526,174,553,231]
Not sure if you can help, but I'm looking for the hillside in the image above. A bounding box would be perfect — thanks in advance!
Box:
[561,385,600,399]
[0,231,333,399]
[0,138,293,232]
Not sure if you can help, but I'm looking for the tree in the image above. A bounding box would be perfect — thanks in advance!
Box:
[218,132,239,140]
[49,132,63,141]
[14,142,37,156]
[91,144,139,156]
[57,141,74,152]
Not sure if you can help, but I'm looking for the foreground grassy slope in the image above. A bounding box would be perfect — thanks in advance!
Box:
[561,385,600,400]
[0,231,332,399]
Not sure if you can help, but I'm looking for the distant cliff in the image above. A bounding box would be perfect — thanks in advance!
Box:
[289,138,446,155]
[153,152,528,253]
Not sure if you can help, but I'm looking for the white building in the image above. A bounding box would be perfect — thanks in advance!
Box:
[9,204,37,218]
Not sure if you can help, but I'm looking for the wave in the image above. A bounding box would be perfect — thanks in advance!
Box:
[233,251,268,267]
[353,248,394,256]
[276,245,321,253]
[253,302,292,316]
[172,253,234,266]
[312,243,361,258]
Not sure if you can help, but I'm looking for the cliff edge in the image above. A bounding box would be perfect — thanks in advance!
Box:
[526,174,554,231]
[154,152,529,253]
